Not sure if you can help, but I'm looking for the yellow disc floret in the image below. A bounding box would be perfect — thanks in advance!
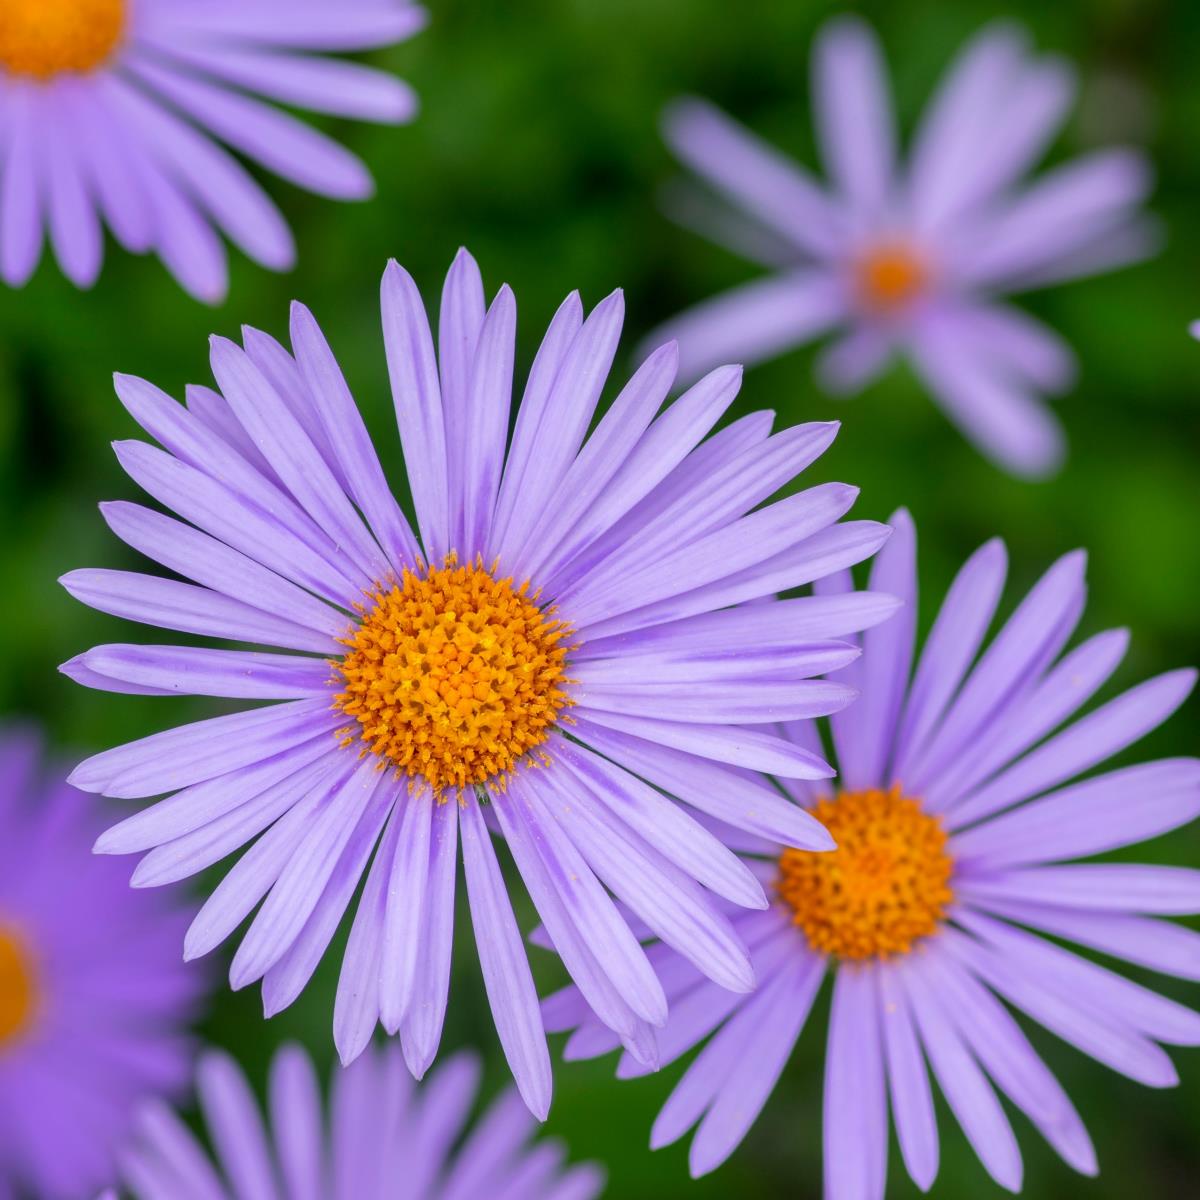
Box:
[0,0,125,80]
[334,557,573,795]
[777,786,953,961]
[0,925,38,1047]
[854,242,930,314]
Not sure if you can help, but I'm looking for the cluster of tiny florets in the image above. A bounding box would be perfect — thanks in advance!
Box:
[777,786,954,961]
[334,557,573,795]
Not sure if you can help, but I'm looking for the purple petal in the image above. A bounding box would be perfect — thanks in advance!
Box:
[459,798,552,1119]
[400,795,459,1078]
[907,308,1065,477]
[660,96,840,255]
[268,1045,325,1200]
[77,643,330,700]
[812,16,895,215]
[893,537,1007,779]
[689,954,823,1176]
[952,758,1200,867]
[195,1051,280,1200]
[127,57,373,199]
[381,259,450,559]
[824,966,888,1200]
[69,698,338,799]
[647,270,845,385]
[380,794,433,1033]
[901,959,1023,1192]
[573,716,832,851]
[877,965,939,1191]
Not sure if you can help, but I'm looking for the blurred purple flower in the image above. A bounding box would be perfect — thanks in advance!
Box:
[0,0,425,301]
[60,249,897,1117]
[116,1042,605,1199]
[654,18,1158,477]
[0,726,203,1199]
[555,510,1200,1193]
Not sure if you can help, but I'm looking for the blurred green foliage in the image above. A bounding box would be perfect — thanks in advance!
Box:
[1,0,1197,1195]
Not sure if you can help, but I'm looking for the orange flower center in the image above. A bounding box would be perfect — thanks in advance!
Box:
[0,0,125,80]
[777,787,953,961]
[334,557,573,795]
[854,243,930,314]
[0,925,38,1047]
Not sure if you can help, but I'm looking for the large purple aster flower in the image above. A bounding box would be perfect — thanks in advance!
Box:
[113,1043,604,1199]
[554,510,1200,1194]
[61,249,897,1117]
[0,726,203,1199]
[653,17,1156,477]
[0,0,424,301]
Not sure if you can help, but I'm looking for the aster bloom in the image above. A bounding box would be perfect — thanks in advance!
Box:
[555,510,1200,1194]
[61,249,897,1118]
[0,726,203,1199]
[0,0,425,301]
[114,1043,604,1200]
[654,17,1157,477]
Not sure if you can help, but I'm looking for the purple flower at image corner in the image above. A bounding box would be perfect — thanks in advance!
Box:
[110,1042,604,1200]
[0,0,426,302]
[0,725,204,1199]
[652,16,1159,478]
[554,508,1200,1196]
[60,248,900,1118]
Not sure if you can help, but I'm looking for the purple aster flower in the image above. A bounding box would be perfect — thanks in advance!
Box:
[61,249,897,1117]
[653,17,1157,477]
[114,1042,604,1199]
[554,509,1200,1194]
[0,725,203,1199]
[0,0,425,301]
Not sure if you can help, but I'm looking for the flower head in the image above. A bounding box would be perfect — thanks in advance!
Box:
[554,510,1200,1193]
[62,249,896,1117]
[0,726,203,1199]
[115,1043,604,1199]
[0,0,425,300]
[654,17,1157,477]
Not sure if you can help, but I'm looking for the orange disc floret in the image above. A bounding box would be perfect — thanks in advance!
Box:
[0,0,125,80]
[0,925,38,1046]
[334,557,573,795]
[777,786,953,961]
[854,242,930,314]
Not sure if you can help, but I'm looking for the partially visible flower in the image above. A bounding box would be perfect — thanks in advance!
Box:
[62,250,896,1117]
[654,18,1157,477]
[554,510,1200,1194]
[115,1042,605,1199]
[0,0,425,300]
[0,726,203,1199]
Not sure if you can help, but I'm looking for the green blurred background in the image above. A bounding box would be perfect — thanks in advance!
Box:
[3,0,1199,1194]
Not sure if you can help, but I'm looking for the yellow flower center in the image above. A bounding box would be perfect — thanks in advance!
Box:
[334,558,573,795]
[0,925,38,1047]
[0,0,125,80]
[854,243,930,314]
[777,787,953,961]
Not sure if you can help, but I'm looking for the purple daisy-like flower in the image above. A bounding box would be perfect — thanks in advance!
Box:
[61,249,897,1117]
[653,17,1157,477]
[554,509,1200,1194]
[113,1042,604,1199]
[0,725,203,1199]
[0,0,425,301]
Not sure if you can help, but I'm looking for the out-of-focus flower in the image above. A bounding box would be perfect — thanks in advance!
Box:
[654,18,1157,477]
[61,249,896,1116]
[116,1043,605,1199]
[0,726,203,1199]
[0,0,425,300]
[555,510,1200,1194]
